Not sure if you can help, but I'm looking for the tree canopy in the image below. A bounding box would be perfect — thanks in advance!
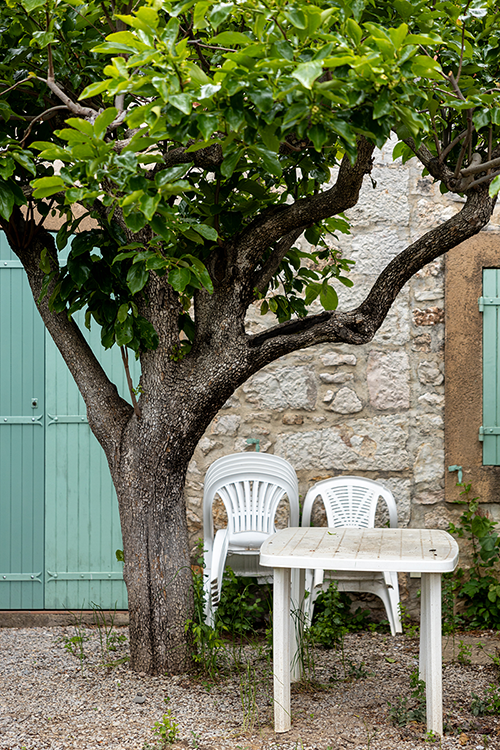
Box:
[1,0,499,357]
[1,0,500,674]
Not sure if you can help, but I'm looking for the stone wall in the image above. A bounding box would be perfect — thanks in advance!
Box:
[185,141,500,603]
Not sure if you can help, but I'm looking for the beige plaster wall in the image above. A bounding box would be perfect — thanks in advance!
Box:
[445,232,500,510]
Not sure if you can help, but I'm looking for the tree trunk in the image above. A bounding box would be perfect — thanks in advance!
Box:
[116,438,195,675]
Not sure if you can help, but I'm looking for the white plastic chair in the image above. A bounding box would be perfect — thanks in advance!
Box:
[301,476,403,636]
[203,453,300,626]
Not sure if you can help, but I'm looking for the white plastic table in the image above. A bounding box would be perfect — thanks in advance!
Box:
[260,527,459,736]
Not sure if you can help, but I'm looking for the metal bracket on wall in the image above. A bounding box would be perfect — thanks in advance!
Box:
[47,414,88,426]
[479,426,500,441]
[46,571,123,581]
[478,297,500,312]
[0,572,42,583]
[0,415,43,425]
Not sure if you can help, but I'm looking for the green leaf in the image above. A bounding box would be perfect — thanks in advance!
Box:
[12,151,36,175]
[67,253,92,288]
[79,80,112,100]
[221,148,242,178]
[117,303,129,323]
[346,18,362,46]
[304,282,321,306]
[115,316,134,346]
[169,94,193,114]
[94,107,118,139]
[319,283,338,311]
[209,3,233,29]
[193,223,218,241]
[168,266,192,292]
[253,146,282,176]
[373,88,392,119]
[211,31,251,45]
[284,8,307,29]
[31,175,65,199]
[127,262,149,294]
[65,117,95,137]
[291,61,323,90]
[20,0,46,10]
[489,175,500,198]
[39,247,51,274]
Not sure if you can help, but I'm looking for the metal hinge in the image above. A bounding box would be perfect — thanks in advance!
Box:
[0,260,23,268]
[46,571,123,581]
[478,297,500,312]
[1,572,42,583]
[479,426,500,441]
[0,415,43,425]
[47,414,88,426]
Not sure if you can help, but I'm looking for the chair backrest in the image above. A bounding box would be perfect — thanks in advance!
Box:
[301,476,398,530]
[203,453,299,547]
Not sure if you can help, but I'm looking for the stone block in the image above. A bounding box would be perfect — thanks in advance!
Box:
[320,372,354,384]
[367,350,410,410]
[210,415,241,436]
[414,442,444,483]
[275,415,409,472]
[418,361,444,385]
[414,490,445,505]
[413,307,444,326]
[320,352,357,367]
[323,390,334,403]
[198,437,223,455]
[282,414,304,425]
[418,392,445,407]
[424,508,451,530]
[411,333,432,352]
[242,366,317,410]
[331,387,363,414]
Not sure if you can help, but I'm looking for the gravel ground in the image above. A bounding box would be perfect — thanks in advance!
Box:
[1,625,500,750]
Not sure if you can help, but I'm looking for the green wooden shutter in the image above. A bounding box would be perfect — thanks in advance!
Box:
[44,321,130,609]
[0,236,45,608]
[480,269,500,464]
[1,232,140,610]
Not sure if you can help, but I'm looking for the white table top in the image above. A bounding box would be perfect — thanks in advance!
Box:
[260,527,459,573]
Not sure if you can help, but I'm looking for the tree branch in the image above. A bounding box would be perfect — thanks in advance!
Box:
[4,212,133,459]
[253,227,306,294]
[233,137,375,278]
[37,75,98,119]
[244,185,495,369]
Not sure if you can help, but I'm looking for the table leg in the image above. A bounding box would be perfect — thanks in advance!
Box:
[290,568,305,682]
[421,572,442,737]
[273,566,291,732]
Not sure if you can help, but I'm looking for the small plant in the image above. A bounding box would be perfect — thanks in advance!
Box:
[90,601,128,666]
[457,639,472,665]
[239,660,259,732]
[150,709,180,747]
[399,604,419,637]
[189,730,200,748]
[448,482,500,629]
[471,684,500,716]
[59,609,89,675]
[388,669,426,726]
[185,541,225,680]
[425,729,441,743]
[346,659,369,679]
